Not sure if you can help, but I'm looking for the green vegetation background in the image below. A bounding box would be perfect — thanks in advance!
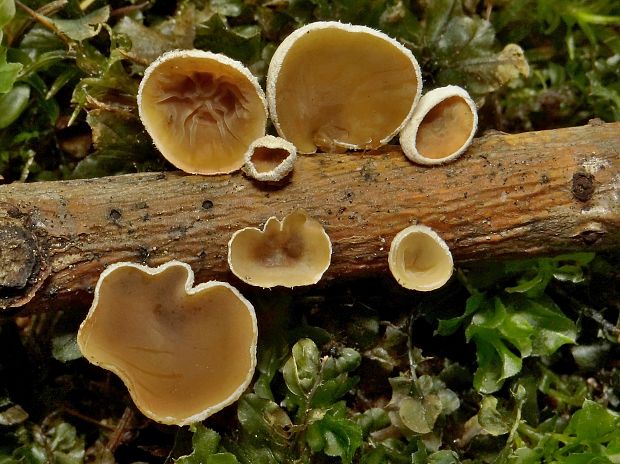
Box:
[0,0,619,463]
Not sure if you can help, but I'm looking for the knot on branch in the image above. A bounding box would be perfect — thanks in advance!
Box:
[0,206,49,311]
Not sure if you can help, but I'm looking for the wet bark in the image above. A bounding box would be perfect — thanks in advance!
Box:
[1,121,619,312]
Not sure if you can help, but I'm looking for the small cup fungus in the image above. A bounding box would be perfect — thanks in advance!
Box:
[266,21,422,154]
[228,210,331,288]
[138,50,268,175]
[243,135,297,182]
[77,261,257,425]
[400,85,478,165]
[388,225,453,291]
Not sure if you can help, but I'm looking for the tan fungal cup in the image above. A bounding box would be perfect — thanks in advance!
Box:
[267,21,422,154]
[400,85,478,165]
[77,261,257,426]
[388,225,453,291]
[243,135,297,182]
[138,50,268,174]
[228,210,331,288]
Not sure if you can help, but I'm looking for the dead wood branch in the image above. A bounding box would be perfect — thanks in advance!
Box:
[1,121,619,312]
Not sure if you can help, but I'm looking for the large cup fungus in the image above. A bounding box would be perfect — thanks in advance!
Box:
[77,261,257,425]
[243,135,297,182]
[138,50,268,175]
[388,225,453,291]
[228,210,331,288]
[400,85,478,165]
[266,21,422,154]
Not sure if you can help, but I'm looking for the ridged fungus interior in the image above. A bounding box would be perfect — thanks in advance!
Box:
[229,211,331,287]
[140,56,265,173]
[415,96,474,159]
[392,231,452,290]
[250,147,291,173]
[274,28,419,153]
[78,264,255,423]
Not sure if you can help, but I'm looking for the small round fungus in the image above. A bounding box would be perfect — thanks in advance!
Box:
[243,135,297,182]
[266,21,422,154]
[138,50,268,174]
[388,225,453,291]
[77,261,257,426]
[228,210,331,288]
[400,85,478,165]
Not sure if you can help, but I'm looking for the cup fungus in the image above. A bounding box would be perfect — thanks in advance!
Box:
[400,85,478,165]
[266,21,422,154]
[243,135,297,182]
[138,50,268,174]
[77,261,257,426]
[388,225,453,291]
[228,210,331,288]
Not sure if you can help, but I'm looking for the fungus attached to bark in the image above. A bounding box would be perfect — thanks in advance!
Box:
[228,210,331,288]
[243,135,297,182]
[266,21,422,154]
[388,225,453,291]
[400,85,478,165]
[77,261,257,426]
[138,50,268,175]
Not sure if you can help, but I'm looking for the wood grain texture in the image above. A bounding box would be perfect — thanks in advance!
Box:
[1,121,619,312]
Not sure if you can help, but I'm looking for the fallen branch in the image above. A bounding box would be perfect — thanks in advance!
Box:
[1,121,619,312]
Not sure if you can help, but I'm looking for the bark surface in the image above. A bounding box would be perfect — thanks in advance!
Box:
[1,122,619,312]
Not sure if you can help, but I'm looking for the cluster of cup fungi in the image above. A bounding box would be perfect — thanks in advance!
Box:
[77,21,478,426]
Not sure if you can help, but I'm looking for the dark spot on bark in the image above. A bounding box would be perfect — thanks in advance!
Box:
[137,247,150,263]
[109,209,122,221]
[361,161,379,182]
[572,172,595,202]
[202,200,214,210]
[134,202,148,209]
[540,174,550,184]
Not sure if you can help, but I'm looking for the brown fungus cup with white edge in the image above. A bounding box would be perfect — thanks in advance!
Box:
[400,85,478,165]
[228,210,331,288]
[138,50,268,175]
[388,225,453,291]
[77,261,257,426]
[266,21,422,154]
[243,135,297,182]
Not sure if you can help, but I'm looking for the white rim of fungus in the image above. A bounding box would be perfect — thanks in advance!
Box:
[137,49,268,175]
[266,21,423,153]
[400,85,478,165]
[77,260,258,426]
[388,224,454,291]
[242,135,297,182]
[227,212,332,288]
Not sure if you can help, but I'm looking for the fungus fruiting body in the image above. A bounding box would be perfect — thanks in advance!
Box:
[266,21,422,154]
[243,135,297,182]
[138,50,268,175]
[388,225,453,291]
[77,261,257,425]
[228,210,331,288]
[400,85,478,165]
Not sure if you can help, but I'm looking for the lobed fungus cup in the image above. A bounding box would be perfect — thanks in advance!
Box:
[77,261,258,426]
[400,85,478,165]
[138,50,268,175]
[388,225,453,291]
[242,135,297,182]
[228,210,331,288]
[266,21,422,154]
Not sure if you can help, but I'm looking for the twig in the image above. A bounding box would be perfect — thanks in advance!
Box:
[14,0,71,45]
[111,2,150,17]
[106,406,135,453]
